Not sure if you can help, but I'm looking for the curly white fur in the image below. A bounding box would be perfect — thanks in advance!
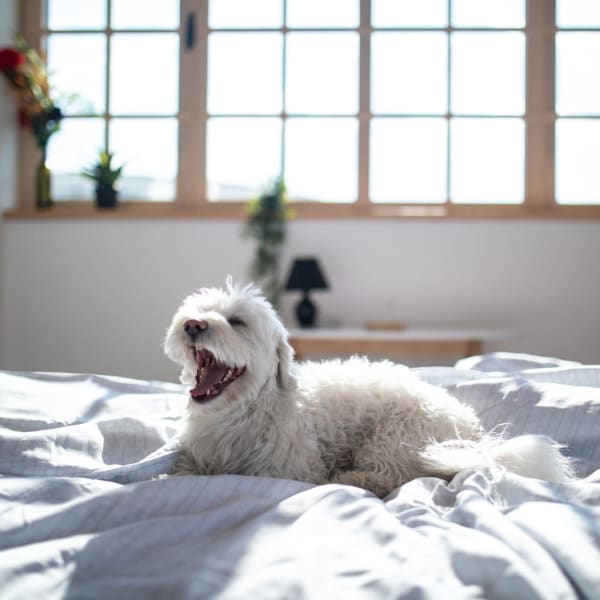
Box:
[164,278,573,498]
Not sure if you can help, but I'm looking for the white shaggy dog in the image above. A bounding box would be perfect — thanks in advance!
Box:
[164,278,573,497]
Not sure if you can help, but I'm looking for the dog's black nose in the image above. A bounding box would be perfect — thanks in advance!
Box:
[184,319,209,340]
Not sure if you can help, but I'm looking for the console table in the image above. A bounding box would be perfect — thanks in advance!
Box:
[287,328,511,360]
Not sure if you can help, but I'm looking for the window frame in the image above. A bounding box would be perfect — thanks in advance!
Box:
[9,0,600,220]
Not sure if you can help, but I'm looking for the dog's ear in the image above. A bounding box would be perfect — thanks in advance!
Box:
[276,335,296,390]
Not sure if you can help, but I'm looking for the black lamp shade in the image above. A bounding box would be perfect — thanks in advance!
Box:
[285,258,329,328]
[285,258,329,292]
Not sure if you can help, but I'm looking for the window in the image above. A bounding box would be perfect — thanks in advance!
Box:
[370,1,525,206]
[14,0,600,218]
[45,0,179,201]
[555,0,600,205]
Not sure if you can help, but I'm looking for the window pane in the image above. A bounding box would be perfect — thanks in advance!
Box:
[207,118,281,200]
[556,119,600,204]
[287,0,359,28]
[372,0,447,28]
[47,34,106,115]
[48,118,105,200]
[286,33,358,115]
[557,0,600,28]
[110,34,179,115]
[370,118,447,203]
[450,118,524,203]
[451,32,524,115]
[285,118,357,202]
[209,0,283,28]
[452,0,525,28]
[208,33,282,114]
[556,33,600,116]
[371,33,447,115]
[47,0,106,29]
[109,118,178,201]
[111,0,179,29]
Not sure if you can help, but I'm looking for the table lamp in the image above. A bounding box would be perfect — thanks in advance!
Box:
[284,257,329,328]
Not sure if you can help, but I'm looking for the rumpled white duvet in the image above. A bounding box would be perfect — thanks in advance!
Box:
[1,353,599,599]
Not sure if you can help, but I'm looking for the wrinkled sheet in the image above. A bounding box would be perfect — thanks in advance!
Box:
[1,354,599,599]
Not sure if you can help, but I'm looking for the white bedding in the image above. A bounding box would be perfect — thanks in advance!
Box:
[1,353,599,599]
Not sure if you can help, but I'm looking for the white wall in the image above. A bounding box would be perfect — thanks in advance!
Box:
[0,0,17,371]
[0,0,17,211]
[2,219,599,382]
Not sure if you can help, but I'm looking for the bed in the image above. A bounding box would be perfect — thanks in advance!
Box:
[1,352,599,599]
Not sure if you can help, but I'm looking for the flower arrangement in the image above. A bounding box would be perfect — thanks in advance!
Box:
[0,35,63,208]
[244,178,294,308]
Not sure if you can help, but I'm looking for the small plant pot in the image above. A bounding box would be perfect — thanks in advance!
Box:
[96,185,118,209]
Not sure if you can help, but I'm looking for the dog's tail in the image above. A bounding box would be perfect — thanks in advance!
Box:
[418,433,575,483]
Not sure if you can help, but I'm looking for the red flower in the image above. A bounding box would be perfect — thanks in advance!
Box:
[17,108,30,128]
[0,47,25,71]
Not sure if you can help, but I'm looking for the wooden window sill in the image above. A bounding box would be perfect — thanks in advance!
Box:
[4,202,600,221]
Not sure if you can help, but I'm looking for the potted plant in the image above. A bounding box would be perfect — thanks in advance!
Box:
[81,151,124,209]
[243,178,293,308]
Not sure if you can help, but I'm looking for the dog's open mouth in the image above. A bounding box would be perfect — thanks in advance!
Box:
[190,348,245,402]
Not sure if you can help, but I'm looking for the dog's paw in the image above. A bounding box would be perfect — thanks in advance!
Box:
[171,452,201,476]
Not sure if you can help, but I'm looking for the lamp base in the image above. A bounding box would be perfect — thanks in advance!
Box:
[295,293,317,328]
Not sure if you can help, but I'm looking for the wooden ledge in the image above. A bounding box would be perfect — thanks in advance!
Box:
[4,202,600,221]
[3,203,247,221]
[287,327,514,360]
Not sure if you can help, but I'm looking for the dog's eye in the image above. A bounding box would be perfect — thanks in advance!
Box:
[228,317,246,328]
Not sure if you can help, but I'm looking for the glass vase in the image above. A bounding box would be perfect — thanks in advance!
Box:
[35,145,53,210]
